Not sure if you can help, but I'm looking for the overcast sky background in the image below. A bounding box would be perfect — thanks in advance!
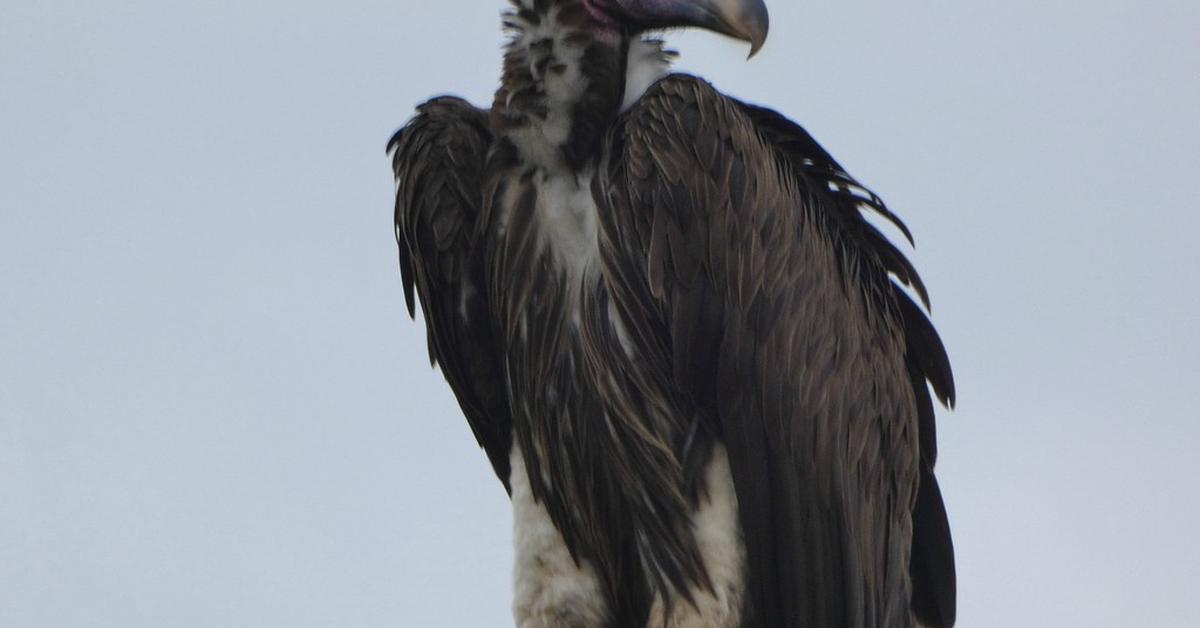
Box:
[2,1,1198,626]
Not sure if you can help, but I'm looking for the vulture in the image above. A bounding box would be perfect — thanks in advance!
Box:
[389,0,956,626]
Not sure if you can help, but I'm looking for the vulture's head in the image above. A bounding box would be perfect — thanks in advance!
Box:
[495,0,768,169]
[587,0,769,55]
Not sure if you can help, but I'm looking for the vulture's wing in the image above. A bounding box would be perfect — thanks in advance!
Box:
[597,75,955,627]
[390,97,513,489]
[741,101,958,628]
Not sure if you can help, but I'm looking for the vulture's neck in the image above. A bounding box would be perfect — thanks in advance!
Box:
[492,0,672,173]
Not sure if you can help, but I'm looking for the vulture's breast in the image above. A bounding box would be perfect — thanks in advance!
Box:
[486,162,686,502]
[486,159,740,621]
[490,167,626,416]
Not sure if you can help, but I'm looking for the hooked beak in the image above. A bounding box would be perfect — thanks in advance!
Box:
[700,0,769,57]
[616,0,770,58]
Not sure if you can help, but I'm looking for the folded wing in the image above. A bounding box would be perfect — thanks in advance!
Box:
[390,98,513,489]
[597,75,955,627]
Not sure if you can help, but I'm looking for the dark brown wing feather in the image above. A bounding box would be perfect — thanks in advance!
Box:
[598,75,955,627]
[742,103,957,627]
[389,97,513,489]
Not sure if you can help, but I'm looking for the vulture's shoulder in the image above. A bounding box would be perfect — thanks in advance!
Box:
[607,72,953,408]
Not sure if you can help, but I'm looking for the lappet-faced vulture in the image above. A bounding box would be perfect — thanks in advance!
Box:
[389,1,956,625]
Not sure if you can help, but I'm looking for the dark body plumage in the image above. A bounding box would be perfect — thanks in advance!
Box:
[390,2,955,626]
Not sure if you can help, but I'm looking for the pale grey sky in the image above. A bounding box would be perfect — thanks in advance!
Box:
[1,1,1197,626]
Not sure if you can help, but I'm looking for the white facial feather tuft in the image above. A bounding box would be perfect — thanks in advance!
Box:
[622,38,675,112]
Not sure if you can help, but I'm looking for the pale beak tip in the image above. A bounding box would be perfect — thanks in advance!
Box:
[747,37,764,59]
[738,0,769,59]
